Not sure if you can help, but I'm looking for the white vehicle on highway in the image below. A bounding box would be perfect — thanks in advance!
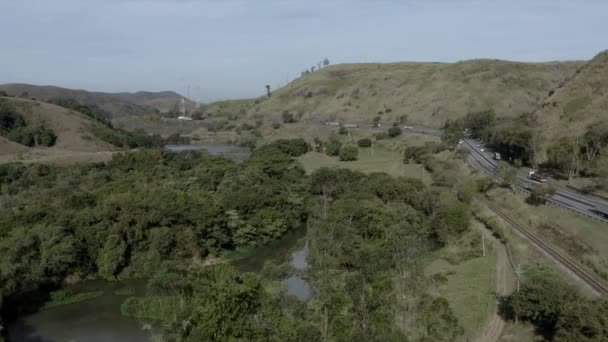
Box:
[528,171,547,182]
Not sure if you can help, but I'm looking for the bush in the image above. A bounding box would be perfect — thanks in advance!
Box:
[374,132,389,140]
[339,145,358,161]
[281,111,297,124]
[271,122,281,129]
[357,138,372,147]
[325,136,342,156]
[527,184,556,205]
[388,127,402,138]
[338,127,348,135]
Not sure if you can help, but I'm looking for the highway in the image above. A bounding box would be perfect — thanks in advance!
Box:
[404,126,608,223]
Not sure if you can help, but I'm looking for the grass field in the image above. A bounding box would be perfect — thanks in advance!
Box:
[298,146,431,182]
[426,251,497,339]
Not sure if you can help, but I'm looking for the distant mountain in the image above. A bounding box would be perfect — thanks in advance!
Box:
[0,83,193,117]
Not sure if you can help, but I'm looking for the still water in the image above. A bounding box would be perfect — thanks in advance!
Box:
[7,280,149,342]
[7,230,312,342]
[164,144,250,162]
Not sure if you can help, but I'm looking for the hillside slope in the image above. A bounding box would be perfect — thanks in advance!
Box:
[0,84,192,117]
[202,59,583,128]
[0,96,116,154]
[533,51,608,150]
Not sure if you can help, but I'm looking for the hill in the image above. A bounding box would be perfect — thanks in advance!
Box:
[0,96,116,154]
[0,83,193,117]
[533,50,608,155]
[201,59,583,128]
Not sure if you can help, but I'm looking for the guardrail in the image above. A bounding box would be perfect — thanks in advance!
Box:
[463,140,608,224]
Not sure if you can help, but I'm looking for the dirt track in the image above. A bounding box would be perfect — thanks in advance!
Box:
[474,227,512,342]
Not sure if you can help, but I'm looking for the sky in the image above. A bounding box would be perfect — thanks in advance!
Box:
[1,0,607,102]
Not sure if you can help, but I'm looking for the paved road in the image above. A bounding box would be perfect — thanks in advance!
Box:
[461,137,608,223]
[316,122,607,222]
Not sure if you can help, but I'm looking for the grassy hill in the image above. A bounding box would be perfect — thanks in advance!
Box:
[533,50,608,155]
[201,59,583,129]
[0,96,116,154]
[0,83,193,117]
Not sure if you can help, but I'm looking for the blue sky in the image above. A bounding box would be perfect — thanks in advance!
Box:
[1,0,607,102]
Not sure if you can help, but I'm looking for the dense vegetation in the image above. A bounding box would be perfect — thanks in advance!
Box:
[0,100,56,147]
[116,148,476,341]
[0,142,308,330]
[443,110,608,189]
[505,268,608,341]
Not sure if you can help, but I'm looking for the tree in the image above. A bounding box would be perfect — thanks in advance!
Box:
[495,161,517,188]
[265,85,271,97]
[547,137,582,181]
[507,268,580,333]
[527,183,556,205]
[339,145,358,161]
[338,127,348,135]
[554,298,608,342]
[323,58,330,67]
[357,138,372,148]
[388,127,402,138]
[325,135,342,156]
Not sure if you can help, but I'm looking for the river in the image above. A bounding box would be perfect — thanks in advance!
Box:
[7,229,311,342]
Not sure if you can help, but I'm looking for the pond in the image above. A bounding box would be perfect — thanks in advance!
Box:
[6,279,150,342]
[7,228,312,342]
[164,144,250,162]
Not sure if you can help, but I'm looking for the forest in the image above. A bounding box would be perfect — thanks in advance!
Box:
[0,137,606,342]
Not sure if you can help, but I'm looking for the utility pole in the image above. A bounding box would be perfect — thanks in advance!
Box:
[515,263,523,293]
[482,231,486,257]
[371,138,375,158]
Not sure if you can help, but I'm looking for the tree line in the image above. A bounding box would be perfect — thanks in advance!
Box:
[443,110,608,188]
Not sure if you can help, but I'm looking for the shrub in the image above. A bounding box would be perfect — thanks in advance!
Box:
[271,122,281,129]
[527,184,556,205]
[388,127,402,138]
[325,136,342,156]
[338,127,348,135]
[357,138,372,147]
[281,111,297,123]
[374,132,389,140]
[339,145,358,161]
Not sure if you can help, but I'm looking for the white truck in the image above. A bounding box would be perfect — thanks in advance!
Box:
[528,171,547,183]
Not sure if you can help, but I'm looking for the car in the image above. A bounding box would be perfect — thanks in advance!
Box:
[372,123,382,128]
[480,148,484,152]
[403,125,413,129]
[494,152,501,160]
[458,140,463,144]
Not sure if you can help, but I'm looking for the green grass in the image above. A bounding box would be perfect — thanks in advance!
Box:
[42,289,104,310]
[121,296,188,322]
[563,96,592,118]
[114,287,136,296]
[426,254,497,339]
[297,147,431,182]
